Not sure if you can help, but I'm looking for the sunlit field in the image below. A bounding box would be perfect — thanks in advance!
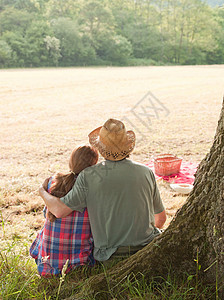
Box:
[1,65,224,244]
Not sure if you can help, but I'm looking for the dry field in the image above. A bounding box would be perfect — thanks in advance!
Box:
[0,65,224,245]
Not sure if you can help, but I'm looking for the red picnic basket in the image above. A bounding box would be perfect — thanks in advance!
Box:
[153,154,182,176]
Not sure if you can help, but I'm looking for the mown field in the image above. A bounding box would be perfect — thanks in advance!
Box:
[0,65,224,298]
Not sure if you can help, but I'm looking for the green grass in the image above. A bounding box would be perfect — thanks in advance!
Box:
[0,237,217,300]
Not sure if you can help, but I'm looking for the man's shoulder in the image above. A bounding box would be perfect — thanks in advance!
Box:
[128,160,154,173]
[80,160,154,177]
[80,162,105,176]
[83,162,104,171]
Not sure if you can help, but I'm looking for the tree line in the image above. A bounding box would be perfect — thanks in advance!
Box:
[0,0,224,68]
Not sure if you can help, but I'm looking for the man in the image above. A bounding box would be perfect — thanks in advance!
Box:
[39,118,166,261]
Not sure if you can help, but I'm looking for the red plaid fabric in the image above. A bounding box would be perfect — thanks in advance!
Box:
[30,178,94,277]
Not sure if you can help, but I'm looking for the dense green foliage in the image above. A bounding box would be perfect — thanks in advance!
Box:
[0,0,224,67]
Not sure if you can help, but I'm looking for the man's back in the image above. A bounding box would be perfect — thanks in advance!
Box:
[61,159,164,261]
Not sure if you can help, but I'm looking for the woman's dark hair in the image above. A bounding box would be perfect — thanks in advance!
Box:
[50,146,98,198]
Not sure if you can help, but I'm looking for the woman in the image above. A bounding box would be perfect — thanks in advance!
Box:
[30,146,98,277]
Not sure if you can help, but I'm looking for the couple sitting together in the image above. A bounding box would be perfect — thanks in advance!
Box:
[30,118,166,277]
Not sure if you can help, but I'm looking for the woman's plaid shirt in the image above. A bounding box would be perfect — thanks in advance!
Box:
[29,178,95,277]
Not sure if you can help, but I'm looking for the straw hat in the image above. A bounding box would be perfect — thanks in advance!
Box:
[88,118,135,161]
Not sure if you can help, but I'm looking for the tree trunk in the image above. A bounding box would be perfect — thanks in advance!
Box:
[76,99,224,299]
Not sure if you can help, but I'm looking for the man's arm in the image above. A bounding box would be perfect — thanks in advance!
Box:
[39,187,73,218]
[155,210,166,229]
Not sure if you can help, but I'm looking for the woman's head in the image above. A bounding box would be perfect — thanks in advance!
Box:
[50,146,98,200]
[69,145,99,175]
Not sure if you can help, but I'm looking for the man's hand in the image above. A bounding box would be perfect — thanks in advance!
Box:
[42,177,50,191]
[155,210,166,229]
[39,184,73,218]
[39,177,50,198]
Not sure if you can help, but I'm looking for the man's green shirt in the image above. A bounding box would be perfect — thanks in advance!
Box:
[61,159,165,261]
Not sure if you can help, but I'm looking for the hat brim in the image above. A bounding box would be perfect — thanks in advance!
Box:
[88,126,135,161]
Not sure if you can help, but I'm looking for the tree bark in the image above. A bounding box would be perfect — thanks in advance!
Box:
[76,99,224,299]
